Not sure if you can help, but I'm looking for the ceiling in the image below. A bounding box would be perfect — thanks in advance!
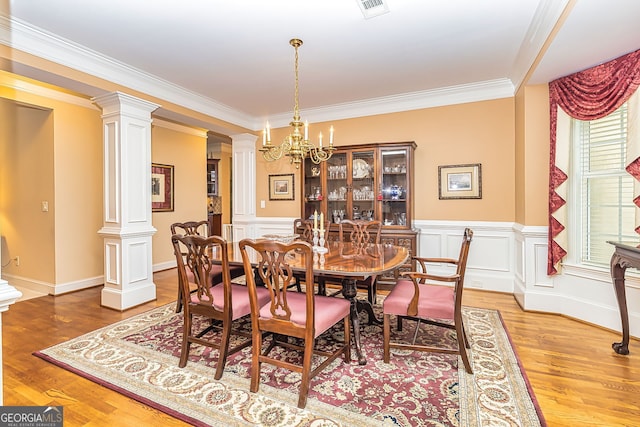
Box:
[2,0,640,134]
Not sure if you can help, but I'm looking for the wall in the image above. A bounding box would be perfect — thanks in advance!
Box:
[151,121,208,270]
[0,73,104,294]
[257,98,517,223]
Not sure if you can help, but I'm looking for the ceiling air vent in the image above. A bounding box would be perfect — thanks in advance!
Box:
[357,0,390,19]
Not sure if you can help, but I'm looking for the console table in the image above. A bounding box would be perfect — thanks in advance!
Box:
[608,241,640,355]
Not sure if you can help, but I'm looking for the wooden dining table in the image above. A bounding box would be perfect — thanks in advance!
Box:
[212,239,410,365]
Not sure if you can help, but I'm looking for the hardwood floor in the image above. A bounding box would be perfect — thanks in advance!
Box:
[4,269,639,426]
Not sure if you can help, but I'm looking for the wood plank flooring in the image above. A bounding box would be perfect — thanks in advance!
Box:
[3,269,639,426]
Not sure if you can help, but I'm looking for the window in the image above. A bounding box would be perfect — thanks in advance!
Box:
[572,102,639,268]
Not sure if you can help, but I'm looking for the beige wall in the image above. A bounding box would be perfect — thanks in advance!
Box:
[258,98,518,222]
[151,124,208,267]
[0,75,104,286]
[515,84,550,226]
[1,72,209,291]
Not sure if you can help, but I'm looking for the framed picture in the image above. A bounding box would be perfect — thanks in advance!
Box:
[438,163,482,200]
[269,174,294,201]
[151,163,174,212]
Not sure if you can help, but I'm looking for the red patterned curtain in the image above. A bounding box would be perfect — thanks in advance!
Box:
[548,48,640,275]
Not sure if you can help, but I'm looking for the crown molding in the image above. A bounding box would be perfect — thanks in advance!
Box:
[264,78,515,129]
[0,14,256,129]
[2,14,516,133]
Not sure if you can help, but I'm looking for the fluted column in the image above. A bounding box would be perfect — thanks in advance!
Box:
[93,92,160,310]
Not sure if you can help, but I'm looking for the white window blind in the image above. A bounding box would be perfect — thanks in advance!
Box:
[576,103,638,267]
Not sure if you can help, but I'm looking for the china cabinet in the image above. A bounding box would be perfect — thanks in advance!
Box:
[207,159,219,196]
[301,141,417,284]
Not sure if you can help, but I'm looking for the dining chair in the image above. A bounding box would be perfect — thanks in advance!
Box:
[171,220,244,313]
[382,227,474,374]
[171,233,271,380]
[238,238,351,409]
[292,217,329,294]
[337,219,382,305]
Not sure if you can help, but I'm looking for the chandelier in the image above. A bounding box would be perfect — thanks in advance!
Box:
[259,38,335,168]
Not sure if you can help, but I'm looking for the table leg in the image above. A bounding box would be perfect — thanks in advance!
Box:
[341,278,367,365]
[611,255,630,355]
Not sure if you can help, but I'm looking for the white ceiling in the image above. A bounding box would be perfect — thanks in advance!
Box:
[2,0,640,133]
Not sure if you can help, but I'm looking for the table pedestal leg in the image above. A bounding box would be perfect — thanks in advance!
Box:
[611,255,630,355]
[341,278,367,365]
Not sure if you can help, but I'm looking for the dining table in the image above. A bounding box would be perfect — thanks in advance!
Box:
[212,239,410,365]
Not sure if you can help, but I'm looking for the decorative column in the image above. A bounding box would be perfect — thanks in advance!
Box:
[230,133,258,241]
[93,92,160,310]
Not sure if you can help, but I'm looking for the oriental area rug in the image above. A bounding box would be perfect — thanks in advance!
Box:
[34,302,545,426]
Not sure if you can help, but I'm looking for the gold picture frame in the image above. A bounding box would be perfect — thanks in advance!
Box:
[269,174,294,201]
[151,163,174,211]
[438,163,482,200]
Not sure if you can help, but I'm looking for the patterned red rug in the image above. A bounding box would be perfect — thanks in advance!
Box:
[34,303,545,426]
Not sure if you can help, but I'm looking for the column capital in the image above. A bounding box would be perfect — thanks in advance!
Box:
[92,91,160,118]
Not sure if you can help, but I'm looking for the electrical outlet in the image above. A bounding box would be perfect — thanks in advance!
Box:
[14,256,20,266]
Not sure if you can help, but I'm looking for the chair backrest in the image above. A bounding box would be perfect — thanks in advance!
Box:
[338,219,382,245]
[171,234,231,310]
[170,220,210,237]
[456,228,473,288]
[293,218,315,244]
[238,238,315,333]
[294,218,330,244]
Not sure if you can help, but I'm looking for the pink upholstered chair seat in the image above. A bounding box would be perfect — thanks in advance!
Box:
[191,283,270,321]
[383,278,455,320]
[259,293,350,338]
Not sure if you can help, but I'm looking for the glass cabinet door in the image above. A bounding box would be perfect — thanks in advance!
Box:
[350,150,376,222]
[380,148,409,226]
[326,152,348,224]
[303,159,323,221]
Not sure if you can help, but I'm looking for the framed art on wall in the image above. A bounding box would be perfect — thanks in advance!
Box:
[438,163,482,199]
[151,163,174,211]
[269,174,294,200]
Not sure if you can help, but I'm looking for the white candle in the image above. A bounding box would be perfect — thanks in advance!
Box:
[313,210,318,231]
[319,132,323,147]
[329,126,334,146]
[266,122,271,143]
[262,129,266,146]
[304,120,309,141]
[320,212,324,232]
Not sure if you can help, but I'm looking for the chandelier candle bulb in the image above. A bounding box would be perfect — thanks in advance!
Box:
[330,126,334,146]
[304,121,309,141]
[319,132,323,147]
[266,122,271,143]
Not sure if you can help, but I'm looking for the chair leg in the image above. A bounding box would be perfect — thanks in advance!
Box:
[456,322,473,374]
[383,313,391,363]
[179,313,192,368]
[367,280,377,305]
[297,339,315,408]
[214,321,232,380]
[250,329,262,393]
[317,277,326,296]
